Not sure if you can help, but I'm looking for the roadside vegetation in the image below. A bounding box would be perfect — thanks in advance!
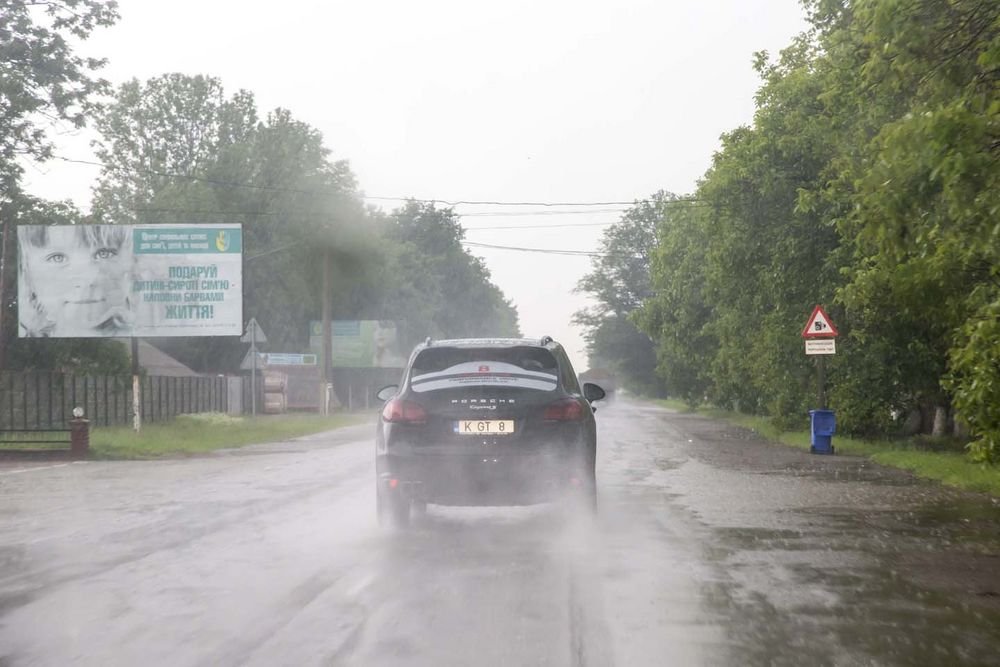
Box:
[579,0,1000,470]
[656,400,1000,497]
[1,1,519,375]
[88,412,368,459]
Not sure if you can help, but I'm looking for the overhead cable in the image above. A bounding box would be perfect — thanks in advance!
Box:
[463,222,615,230]
[460,240,642,259]
[52,154,700,208]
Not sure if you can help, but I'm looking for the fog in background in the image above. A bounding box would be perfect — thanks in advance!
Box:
[21,0,808,370]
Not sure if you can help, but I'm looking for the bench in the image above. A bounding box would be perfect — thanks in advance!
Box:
[0,422,89,459]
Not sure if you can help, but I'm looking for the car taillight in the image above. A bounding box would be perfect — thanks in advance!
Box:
[543,398,585,421]
[382,398,427,424]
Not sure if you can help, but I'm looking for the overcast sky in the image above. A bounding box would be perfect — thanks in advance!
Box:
[22,0,808,370]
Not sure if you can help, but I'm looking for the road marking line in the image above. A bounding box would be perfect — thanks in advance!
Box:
[0,462,80,476]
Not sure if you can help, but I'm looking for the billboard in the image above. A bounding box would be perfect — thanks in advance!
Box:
[309,320,407,368]
[18,224,243,338]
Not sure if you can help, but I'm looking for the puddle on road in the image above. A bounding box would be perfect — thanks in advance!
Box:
[650,420,1000,664]
[702,500,1000,665]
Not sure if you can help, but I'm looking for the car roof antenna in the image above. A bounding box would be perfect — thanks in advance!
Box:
[425,337,432,346]
[540,335,553,345]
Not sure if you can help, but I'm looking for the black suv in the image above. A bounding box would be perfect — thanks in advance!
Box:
[375,336,606,525]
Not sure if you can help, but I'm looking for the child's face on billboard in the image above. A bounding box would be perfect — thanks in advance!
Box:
[23,228,132,333]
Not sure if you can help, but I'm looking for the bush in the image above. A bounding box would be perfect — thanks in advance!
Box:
[947,298,1000,464]
[174,412,245,427]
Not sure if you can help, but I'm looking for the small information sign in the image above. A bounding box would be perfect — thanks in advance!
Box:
[262,353,317,366]
[805,339,836,355]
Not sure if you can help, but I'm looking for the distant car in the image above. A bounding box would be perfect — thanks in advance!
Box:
[374,336,606,525]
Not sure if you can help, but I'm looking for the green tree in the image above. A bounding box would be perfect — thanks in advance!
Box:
[826,0,1000,451]
[0,0,118,193]
[638,0,1000,456]
[379,201,520,346]
[686,36,844,420]
[91,74,260,224]
[91,74,370,371]
[574,192,675,396]
[0,1,118,370]
[634,202,715,404]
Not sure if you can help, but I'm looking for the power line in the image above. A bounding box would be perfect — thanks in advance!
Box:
[53,156,318,196]
[463,222,615,230]
[133,207,273,217]
[461,240,641,259]
[245,241,303,261]
[47,157,649,258]
[52,154,701,209]
[458,208,629,217]
[132,206,630,219]
[127,206,623,230]
[366,195,687,207]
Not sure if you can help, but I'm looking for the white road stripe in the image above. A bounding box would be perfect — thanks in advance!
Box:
[0,461,80,476]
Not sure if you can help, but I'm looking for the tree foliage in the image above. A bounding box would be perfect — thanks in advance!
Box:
[379,201,520,346]
[0,1,118,370]
[82,74,517,371]
[86,74,370,370]
[0,0,118,193]
[574,192,673,396]
[637,0,1000,457]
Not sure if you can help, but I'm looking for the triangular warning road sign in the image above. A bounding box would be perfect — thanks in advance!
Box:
[240,349,266,371]
[241,317,267,344]
[802,305,838,338]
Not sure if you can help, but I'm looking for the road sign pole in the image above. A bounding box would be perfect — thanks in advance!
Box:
[817,355,826,409]
[241,318,268,417]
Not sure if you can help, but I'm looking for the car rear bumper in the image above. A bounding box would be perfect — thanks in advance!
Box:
[378,448,591,505]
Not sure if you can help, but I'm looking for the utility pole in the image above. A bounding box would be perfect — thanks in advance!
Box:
[251,322,257,417]
[0,208,10,370]
[131,337,141,431]
[320,248,332,415]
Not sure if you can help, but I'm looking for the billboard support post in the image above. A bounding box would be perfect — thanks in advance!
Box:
[131,337,141,432]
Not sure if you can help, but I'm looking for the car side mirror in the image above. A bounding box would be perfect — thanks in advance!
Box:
[583,382,606,403]
[376,385,398,402]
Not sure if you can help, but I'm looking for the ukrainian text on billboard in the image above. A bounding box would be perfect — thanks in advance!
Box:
[18,224,243,338]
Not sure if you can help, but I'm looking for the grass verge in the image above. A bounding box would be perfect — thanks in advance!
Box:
[89,412,370,459]
[655,400,1000,496]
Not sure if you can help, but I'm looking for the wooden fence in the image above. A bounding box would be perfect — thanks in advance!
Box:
[0,371,234,429]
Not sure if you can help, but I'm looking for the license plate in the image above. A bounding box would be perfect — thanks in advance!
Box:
[454,420,515,435]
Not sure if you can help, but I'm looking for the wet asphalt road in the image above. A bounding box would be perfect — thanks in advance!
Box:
[1,401,999,666]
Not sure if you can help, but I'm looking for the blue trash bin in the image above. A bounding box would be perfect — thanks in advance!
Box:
[809,409,836,455]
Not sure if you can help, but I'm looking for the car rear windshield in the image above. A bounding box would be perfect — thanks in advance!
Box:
[409,347,559,393]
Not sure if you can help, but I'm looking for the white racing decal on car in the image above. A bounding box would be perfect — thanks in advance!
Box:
[411,361,557,393]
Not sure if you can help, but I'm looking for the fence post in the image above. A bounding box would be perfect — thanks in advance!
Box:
[69,415,90,458]
[48,371,54,427]
[7,372,14,430]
